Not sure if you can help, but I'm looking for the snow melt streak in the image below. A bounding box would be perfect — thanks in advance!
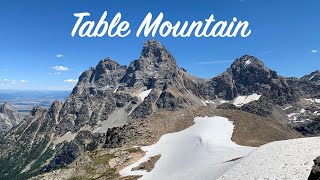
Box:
[120,116,256,180]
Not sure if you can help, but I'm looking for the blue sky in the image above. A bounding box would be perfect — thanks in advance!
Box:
[0,0,319,90]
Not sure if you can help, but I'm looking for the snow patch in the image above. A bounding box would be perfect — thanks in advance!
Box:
[244,60,251,66]
[53,131,78,145]
[202,100,216,105]
[93,127,100,133]
[283,106,292,111]
[113,85,119,93]
[287,113,298,121]
[120,116,255,180]
[138,89,152,101]
[219,99,229,104]
[305,98,320,104]
[232,93,261,107]
[309,75,315,80]
[218,137,320,180]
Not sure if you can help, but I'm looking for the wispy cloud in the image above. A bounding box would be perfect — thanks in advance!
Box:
[48,72,62,76]
[64,79,78,83]
[56,54,64,58]
[263,50,273,54]
[312,50,318,53]
[0,79,28,87]
[52,66,69,71]
[195,60,233,65]
[240,0,246,2]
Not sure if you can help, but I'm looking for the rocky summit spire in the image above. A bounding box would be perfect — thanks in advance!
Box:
[121,39,179,88]
[230,55,278,80]
[0,102,21,125]
[231,55,265,69]
[0,102,21,134]
[140,39,177,65]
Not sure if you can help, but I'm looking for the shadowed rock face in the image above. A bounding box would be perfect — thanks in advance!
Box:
[309,156,320,180]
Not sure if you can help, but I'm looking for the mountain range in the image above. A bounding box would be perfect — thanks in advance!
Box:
[1,40,320,180]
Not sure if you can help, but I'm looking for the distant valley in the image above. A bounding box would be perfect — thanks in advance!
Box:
[0,90,69,116]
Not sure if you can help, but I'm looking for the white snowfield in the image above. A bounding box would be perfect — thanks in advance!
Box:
[120,116,256,180]
[218,137,320,180]
[138,89,152,101]
[232,93,261,107]
[202,93,261,107]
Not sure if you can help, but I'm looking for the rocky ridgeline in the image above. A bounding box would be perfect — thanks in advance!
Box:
[0,40,320,179]
[302,70,320,85]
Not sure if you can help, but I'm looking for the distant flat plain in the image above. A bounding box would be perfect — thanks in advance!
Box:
[0,90,69,116]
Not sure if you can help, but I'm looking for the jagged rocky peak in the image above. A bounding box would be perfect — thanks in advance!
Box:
[0,102,21,134]
[231,55,264,68]
[79,58,126,85]
[30,106,46,116]
[121,39,180,89]
[0,102,21,125]
[93,57,127,86]
[48,100,62,116]
[202,55,297,104]
[230,55,277,77]
[78,66,95,84]
[141,39,175,61]
[230,55,278,84]
[302,70,320,84]
[229,55,298,104]
[74,57,127,95]
[139,39,178,70]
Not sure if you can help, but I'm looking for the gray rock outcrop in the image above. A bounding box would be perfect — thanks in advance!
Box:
[0,102,21,135]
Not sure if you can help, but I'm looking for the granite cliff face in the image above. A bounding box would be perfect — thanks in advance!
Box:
[0,40,319,179]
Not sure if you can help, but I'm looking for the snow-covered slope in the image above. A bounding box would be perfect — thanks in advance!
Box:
[232,93,261,107]
[218,137,320,180]
[120,116,256,180]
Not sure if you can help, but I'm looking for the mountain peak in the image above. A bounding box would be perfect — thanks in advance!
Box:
[301,70,320,83]
[97,57,124,71]
[0,102,21,128]
[140,39,175,63]
[0,102,13,111]
[232,55,265,69]
[0,102,17,115]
